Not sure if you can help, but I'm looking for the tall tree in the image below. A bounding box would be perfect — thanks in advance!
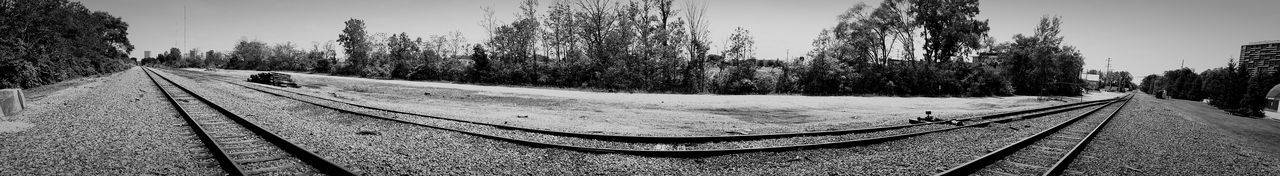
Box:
[995,16,1084,96]
[683,0,710,92]
[337,18,371,76]
[723,27,755,61]
[913,0,989,63]
[469,45,492,83]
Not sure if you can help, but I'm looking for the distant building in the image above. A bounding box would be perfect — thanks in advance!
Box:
[1241,40,1280,76]
[1266,84,1280,112]
[144,51,151,59]
[1081,73,1101,91]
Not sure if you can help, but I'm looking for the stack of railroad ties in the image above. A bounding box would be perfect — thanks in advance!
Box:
[247,72,299,88]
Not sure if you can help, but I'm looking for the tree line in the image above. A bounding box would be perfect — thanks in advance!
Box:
[1141,59,1274,117]
[0,0,135,89]
[148,0,1091,97]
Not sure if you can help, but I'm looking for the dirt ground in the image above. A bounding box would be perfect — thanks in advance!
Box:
[184,68,1123,136]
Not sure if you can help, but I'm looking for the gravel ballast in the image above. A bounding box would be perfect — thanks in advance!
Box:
[1066,94,1280,175]
[0,67,221,175]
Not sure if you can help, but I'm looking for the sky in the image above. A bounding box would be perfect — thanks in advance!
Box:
[78,0,1280,78]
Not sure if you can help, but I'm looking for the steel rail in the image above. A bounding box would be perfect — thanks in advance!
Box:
[164,68,1120,143]
[145,67,358,175]
[204,85,1119,156]
[934,94,1132,176]
[1044,94,1132,176]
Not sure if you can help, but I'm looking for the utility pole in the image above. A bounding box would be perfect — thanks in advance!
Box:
[1105,58,1112,88]
[184,5,187,50]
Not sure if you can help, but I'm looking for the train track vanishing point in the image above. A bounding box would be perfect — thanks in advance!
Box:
[145,67,358,176]
[936,94,1133,176]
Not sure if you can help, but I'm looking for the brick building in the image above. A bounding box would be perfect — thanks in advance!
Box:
[1241,40,1280,76]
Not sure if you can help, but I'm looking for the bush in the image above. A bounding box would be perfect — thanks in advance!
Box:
[961,66,1014,97]
[0,0,134,89]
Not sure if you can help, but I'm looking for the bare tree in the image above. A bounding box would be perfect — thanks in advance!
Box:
[479,6,499,41]
[683,0,709,92]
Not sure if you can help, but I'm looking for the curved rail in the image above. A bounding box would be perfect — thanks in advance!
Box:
[207,84,1121,156]
[935,94,1132,176]
[145,67,358,175]
[165,68,1120,143]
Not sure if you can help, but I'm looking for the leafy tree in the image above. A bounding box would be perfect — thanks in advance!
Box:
[0,0,135,88]
[913,0,989,63]
[1201,60,1245,110]
[1139,74,1161,94]
[204,50,226,68]
[723,27,755,61]
[337,18,372,76]
[994,16,1084,96]
[1104,71,1132,90]
[1162,68,1202,100]
[228,39,269,70]
[468,45,491,83]
[387,32,420,79]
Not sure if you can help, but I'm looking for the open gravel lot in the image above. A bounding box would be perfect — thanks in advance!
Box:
[183,68,1121,137]
[139,68,1119,175]
[0,67,220,175]
[1066,93,1280,175]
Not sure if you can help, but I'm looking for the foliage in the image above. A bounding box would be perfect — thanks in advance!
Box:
[132,0,1093,98]
[790,0,1011,97]
[468,45,491,83]
[913,0,989,63]
[1162,68,1202,100]
[0,0,135,88]
[1102,71,1133,90]
[992,16,1084,96]
[337,18,374,77]
[1139,74,1160,94]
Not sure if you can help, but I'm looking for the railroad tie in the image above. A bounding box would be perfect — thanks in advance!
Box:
[246,164,303,175]
[1046,135,1084,141]
[235,154,290,164]
[975,169,1019,176]
[221,144,266,150]
[1027,145,1068,153]
[227,149,270,156]
[221,139,259,145]
[1000,160,1049,170]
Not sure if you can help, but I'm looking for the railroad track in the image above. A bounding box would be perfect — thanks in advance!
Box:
[157,68,1125,156]
[144,68,358,176]
[936,94,1133,176]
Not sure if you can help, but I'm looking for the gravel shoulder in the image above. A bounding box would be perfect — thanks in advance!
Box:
[1067,93,1280,175]
[0,67,220,175]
